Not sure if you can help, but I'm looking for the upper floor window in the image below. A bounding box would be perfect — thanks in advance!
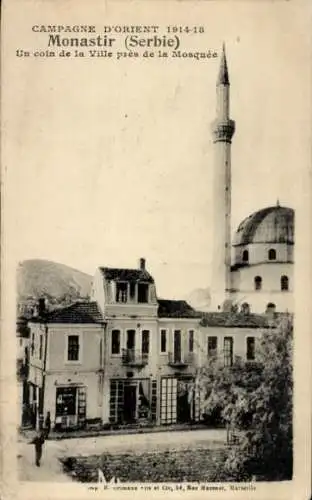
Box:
[268,248,276,261]
[67,335,80,362]
[189,330,194,353]
[242,249,249,262]
[208,336,217,358]
[116,282,127,303]
[138,283,149,303]
[246,337,255,361]
[126,330,136,350]
[39,334,43,360]
[31,333,35,356]
[142,330,150,354]
[99,339,103,366]
[224,337,233,367]
[254,276,262,290]
[129,282,136,300]
[281,275,289,291]
[160,329,167,353]
[111,330,120,354]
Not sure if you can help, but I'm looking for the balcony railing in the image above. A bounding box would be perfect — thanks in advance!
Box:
[168,352,194,368]
[207,351,246,367]
[122,349,148,367]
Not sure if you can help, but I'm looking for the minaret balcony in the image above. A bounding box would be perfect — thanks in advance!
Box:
[168,352,194,368]
[121,349,148,367]
[211,119,235,143]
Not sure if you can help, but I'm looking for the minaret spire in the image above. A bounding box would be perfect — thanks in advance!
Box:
[217,43,229,86]
[210,45,236,311]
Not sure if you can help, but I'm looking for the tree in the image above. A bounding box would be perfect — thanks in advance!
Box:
[200,315,293,481]
[198,354,263,428]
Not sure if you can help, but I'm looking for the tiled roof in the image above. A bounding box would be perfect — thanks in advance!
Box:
[99,267,154,284]
[32,301,104,324]
[158,300,199,319]
[200,312,273,328]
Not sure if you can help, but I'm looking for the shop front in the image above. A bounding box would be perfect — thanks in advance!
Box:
[109,378,157,425]
[54,385,87,430]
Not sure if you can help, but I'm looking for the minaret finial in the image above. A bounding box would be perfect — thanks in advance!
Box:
[276,198,280,207]
[217,43,229,86]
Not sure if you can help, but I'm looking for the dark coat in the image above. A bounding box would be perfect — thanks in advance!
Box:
[31,434,45,451]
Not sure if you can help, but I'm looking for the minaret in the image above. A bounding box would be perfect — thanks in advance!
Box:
[210,44,235,311]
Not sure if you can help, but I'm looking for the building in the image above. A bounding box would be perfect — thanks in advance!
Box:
[16,316,31,426]
[27,301,105,430]
[26,257,270,431]
[210,45,294,313]
[27,259,204,430]
[230,204,294,313]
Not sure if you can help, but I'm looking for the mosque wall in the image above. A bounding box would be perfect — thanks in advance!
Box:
[233,242,294,267]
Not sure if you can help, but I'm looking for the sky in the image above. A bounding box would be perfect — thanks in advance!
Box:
[4,1,311,299]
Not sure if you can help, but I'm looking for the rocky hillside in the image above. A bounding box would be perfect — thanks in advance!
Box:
[17,258,211,315]
[17,259,92,309]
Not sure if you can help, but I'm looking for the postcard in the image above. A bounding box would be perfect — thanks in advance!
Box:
[1,0,311,499]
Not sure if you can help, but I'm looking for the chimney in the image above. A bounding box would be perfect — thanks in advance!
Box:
[139,258,146,271]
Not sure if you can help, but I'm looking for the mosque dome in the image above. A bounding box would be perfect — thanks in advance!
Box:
[233,205,294,246]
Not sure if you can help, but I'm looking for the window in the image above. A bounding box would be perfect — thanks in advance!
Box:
[241,302,250,315]
[224,337,233,367]
[56,387,77,417]
[111,330,120,354]
[109,380,124,423]
[189,330,194,353]
[39,334,43,360]
[116,282,127,303]
[31,333,35,356]
[242,249,249,262]
[254,276,262,290]
[208,336,217,357]
[268,248,276,261]
[138,283,149,303]
[160,378,177,424]
[246,337,255,361]
[266,302,276,314]
[142,330,150,354]
[67,335,80,361]
[160,329,167,353]
[129,282,136,300]
[281,275,289,291]
[126,330,136,350]
[99,339,103,366]
[173,330,182,363]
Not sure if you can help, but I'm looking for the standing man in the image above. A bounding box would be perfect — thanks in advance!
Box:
[30,431,45,467]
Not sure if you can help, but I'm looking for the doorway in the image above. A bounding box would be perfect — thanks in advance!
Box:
[123,384,137,423]
[177,380,191,423]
